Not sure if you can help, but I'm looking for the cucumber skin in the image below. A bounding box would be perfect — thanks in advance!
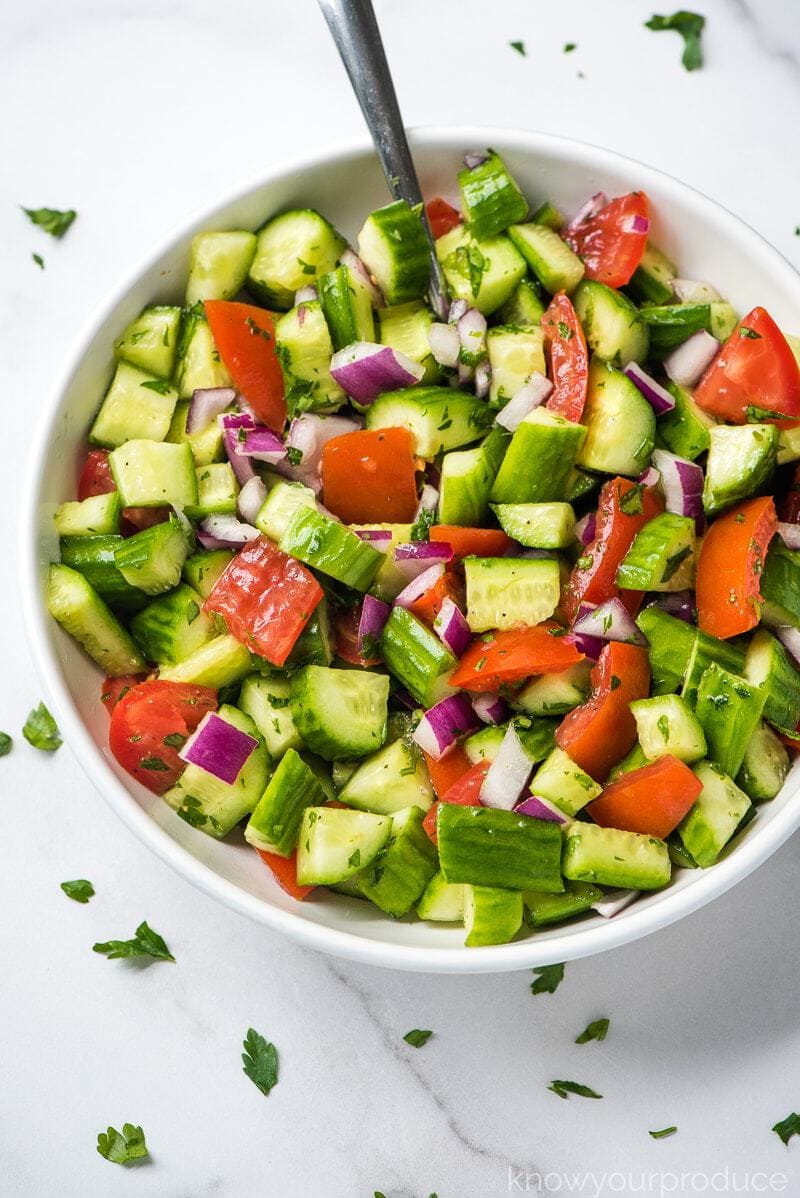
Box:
[694,664,766,780]
[659,383,714,462]
[59,535,148,614]
[490,411,585,505]
[743,629,800,732]
[562,824,671,890]
[245,748,326,857]
[458,152,528,240]
[357,806,438,917]
[760,543,800,629]
[47,564,146,677]
[357,200,429,306]
[437,805,564,893]
[280,508,382,592]
[129,583,216,666]
[680,631,745,709]
[678,761,751,868]
[524,880,603,927]
[464,886,523,946]
[736,723,790,803]
[380,608,455,707]
[290,666,389,762]
[616,512,695,592]
[635,606,698,696]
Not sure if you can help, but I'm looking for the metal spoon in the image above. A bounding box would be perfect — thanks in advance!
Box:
[317,0,450,318]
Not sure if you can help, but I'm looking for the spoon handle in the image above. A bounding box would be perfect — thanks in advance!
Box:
[317,0,449,316]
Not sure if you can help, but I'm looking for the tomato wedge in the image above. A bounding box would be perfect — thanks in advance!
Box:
[204,536,323,666]
[77,449,116,499]
[426,197,462,239]
[450,623,584,692]
[555,642,650,781]
[562,478,664,623]
[542,292,589,422]
[423,745,472,799]
[693,306,800,425]
[108,680,217,794]
[100,674,146,714]
[695,496,777,639]
[586,755,703,839]
[565,192,650,288]
[321,427,419,524]
[204,300,286,432]
[334,604,382,667]
[407,569,463,628]
[256,848,314,900]
[429,525,513,559]
[422,759,489,845]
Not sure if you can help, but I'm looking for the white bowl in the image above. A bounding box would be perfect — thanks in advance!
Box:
[22,126,800,973]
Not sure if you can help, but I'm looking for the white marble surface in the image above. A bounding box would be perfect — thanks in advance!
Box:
[2,1,800,1194]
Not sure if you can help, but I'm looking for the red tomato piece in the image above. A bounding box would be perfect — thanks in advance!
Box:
[204,536,323,667]
[426,196,462,239]
[422,745,473,800]
[429,525,513,559]
[108,680,217,794]
[586,755,704,839]
[695,496,777,639]
[565,192,649,288]
[77,449,116,499]
[334,605,382,667]
[321,427,419,524]
[555,642,650,781]
[693,306,800,425]
[542,292,589,422]
[256,848,315,900]
[100,674,146,714]
[450,623,584,693]
[204,300,286,432]
[422,759,489,844]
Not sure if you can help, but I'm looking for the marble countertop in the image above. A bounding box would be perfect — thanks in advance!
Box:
[2,1,800,1194]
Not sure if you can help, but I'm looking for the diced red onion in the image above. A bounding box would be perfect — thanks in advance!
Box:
[428,322,460,368]
[638,466,661,487]
[220,413,258,484]
[515,794,570,824]
[565,614,603,662]
[778,522,800,550]
[448,298,468,324]
[479,724,534,810]
[197,514,260,550]
[457,307,487,356]
[474,359,492,400]
[235,426,287,465]
[774,625,800,666]
[340,247,384,307]
[237,476,267,525]
[294,285,318,305]
[651,449,704,529]
[283,413,362,490]
[179,711,258,784]
[623,214,650,235]
[463,150,489,170]
[393,562,445,609]
[394,541,454,579]
[591,889,639,918]
[412,692,480,760]
[572,597,647,646]
[472,693,507,725]
[221,412,256,430]
[353,528,393,550]
[329,342,424,404]
[574,512,597,547]
[663,330,719,387]
[565,191,608,234]
[357,595,391,657]
[433,597,471,656]
[495,374,553,431]
[186,387,236,434]
[650,592,696,623]
[623,362,675,415]
[415,483,439,523]
[671,278,720,304]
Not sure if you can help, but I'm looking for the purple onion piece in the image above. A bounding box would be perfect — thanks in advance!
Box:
[663,330,719,387]
[624,213,650,235]
[515,794,570,824]
[187,387,237,434]
[329,342,424,404]
[623,362,675,415]
[671,278,720,305]
[393,562,446,609]
[294,284,318,305]
[236,427,287,465]
[463,150,489,170]
[474,359,492,400]
[651,449,704,530]
[221,411,256,430]
[571,597,647,647]
[650,592,696,623]
[565,191,608,234]
[591,889,640,918]
[495,374,553,432]
[428,322,460,368]
[179,711,258,784]
[472,693,508,725]
[448,298,468,324]
[638,466,661,488]
[340,248,384,307]
[198,514,260,548]
[479,724,534,810]
[237,476,267,525]
[414,483,439,523]
[394,541,453,579]
[411,692,480,760]
[778,522,800,551]
[774,625,800,665]
[433,597,472,657]
[357,595,391,658]
[574,512,597,547]
[353,529,393,550]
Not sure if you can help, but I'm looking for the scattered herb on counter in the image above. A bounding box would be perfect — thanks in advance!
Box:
[96,1123,149,1165]
[650,1126,678,1139]
[645,11,705,72]
[61,879,95,903]
[403,1028,433,1048]
[22,206,77,238]
[564,42,577,52]
[575,1017,610,1044]
[548,1079,603,1100]
[509,40,526,56]
[530,962,565,995]
[32,253,44,269]
[92,920,174,962]
[242,1027,279,1095]
[23,702,62,751]
[0,731,12,756]
[772,1113,800,1146]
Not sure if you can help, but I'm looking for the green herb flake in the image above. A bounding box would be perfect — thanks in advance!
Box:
[739,326,761,339]
[186,600,200,625]
[557,320,574,340]
[644,10,705,71]
[564,42,577,52]
[32,252,45,269]
[245,315,272,340]
[296,257,316,276]
[575,1017,609,1044]
[530,962,565,995]
[285,446,303,466]
[140,378,172,395]
[96,1122,149,1165]
[22,702,62,751]
[177,795,210,829]
[93,920,174,962]
[0,732,12,756]
[619,483,645,515]
[610,675,622,690]
[650,1125,678,1139]
[662,545,691,582]
[22,206,77,238]
[410,506,435,542]
[657,714,671,741]
[60,878,95,903]
[163,732,186,749]
[403,1028,433,1048]
[348,848,361,869]
[548,1079,603,1100]
[773,1112,800,1146]
[509,39,526,55]
[139,755,170,771]
[242,1027,279,1095]
[576,554,593,570]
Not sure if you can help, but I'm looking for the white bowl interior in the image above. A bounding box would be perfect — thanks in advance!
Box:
[24,127,800,972]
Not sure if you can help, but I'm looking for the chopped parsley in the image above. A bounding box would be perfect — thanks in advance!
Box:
[22,702,62,751]
[410,505,435,542]
[285,445,303,466]
[557,320,574,340]
[348,849,361,868]
[296,257,316,276]
[564,42,577,52]
[245,316,272,340]
[509,40,526,56]
[657,714,671,741]
[186,600,200,625]
[530,962,565,995]
[576,554,593,570]
[92,920,175,962]
[403,1028,433,1048]
[548,1079,603,1100]
[610,675,622,690]
[449,242,487,299]
[644,11,705,72]
[32,252,45,269]
[22,206,77,238]
[162,732,186,749]
[242,1027,279,1095]
[0,732,12,756]
[139,755,170,771]
[575,1017,609,1044]
[650,1125,678,1139]
[739,326,761,339]
[619,483,645,515]
[61,879,95,903]
[176,795,217,830]
[140,378,172,395]
[662,545,692,582]
[96,1123,149,1165]
[772,1112,800,1146]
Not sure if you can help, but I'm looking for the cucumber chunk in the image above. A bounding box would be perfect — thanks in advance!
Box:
[285,598,334,668]
[159,634,252,689]
[114,306,181,379]
[677,761,751,868]
[609,742,650,779]
[245,748,326,856]
[339,739,433,815]
[760,542,800,629]
[736,723,790,803]
[296,807,392,886]
[47,564,146,676]
[356,805,438,917]
[438,429,508,525]
[113,517,190,595]
[617,512,696,592]
[681,630,746,708]
[458,151,528,239]
[630,694,707,764]
[365,385,490,458]
[497,278,546,327]
[436,225,527,316]
[182,550,234,600]
[255,480,317,543]
[529,746,601,815]
[516,662,592,719]
[464,556,560,633]
[290,665,389,761]
[507,222,584,294]
[694,664,767,779]
[626,243,676,306]
[276,301,344,415]
[577,359,656,478]
[640,303,712,358]
[492,502,576,549]
[635,605,697,695]
[166,400,227,467]
[658,382,715,461]
[490,408,586,504]
[380,608,455,707]
[378,301,439,380]
[703,424,777,518]
[174,307,233,399]
[487,325,545,406]
[319,263,376,350]
[573,280,649,365]
[280,507,382,592]
[464,885,523,947]
[59,535,147,613]
[437,804,564,892]
[743,629,800,732]
[54,492,121,537]
[417,871,466,921]
[108,440,198,509]
[248,209,346,309]
[188,462,239,518]
[464,724,507,764]
[238,674,302,761]
[358,200,429,305]
[524,880,603,928]
[185,230,257,304]
[129,583,216,665]
[562,824,671,890]
[90,361,179,448]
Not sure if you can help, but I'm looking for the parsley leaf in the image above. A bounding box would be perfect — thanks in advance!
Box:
[285,446,303,466]
[530,962,565,995]
[564,42,577,52]
[139,378,172,395]
[575,1017,609,1044]
[773,1112,800,1146]
[509,40,526,55]
[739,326,761,339]
[32,252,45,269]
[242,1027,279,1095]
[0,732,12,756]
[96,1122,149,1165]
[61,879,95,903]
[22,702,62,751]
[645,11,705,71]
[22,206,77,238]
[650,1125,678,1139]
[619,483,645,515]
[403,1028,433,1048]
[410,505,435,542]
[93,920,174,962]
[548,1079,603,1100]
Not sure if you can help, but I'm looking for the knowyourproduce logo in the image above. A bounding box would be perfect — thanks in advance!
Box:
[505,1167,791,1196]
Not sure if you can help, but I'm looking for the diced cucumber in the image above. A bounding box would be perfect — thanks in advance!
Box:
[760,542,800,628]
[464,723,507,764]
[565,467,601,504]
[159,634,252,689]
[681,630,745,708]
[497,278,545,327]
[695,664,767,779]
[358,200,429,305]
[339,739,433,814]
[47,564,146,676]
[608,742,650,779]
[577,359,656,477]
[464,556,560,632]
[531,200,564,230]
[640,303,712,358]
[290,665,389,761]
[490,408,586,504]
[514,716,558,765]
[275,301,344,416]
[90,361,179,448]
[296,806,393,885]
[108,440,198,509]
[487,325,545,406]
[255,480,317,542]
[630,694,707,764]
[129,583,216,665]
[709,301,738,341]
[248,209,346,308]
[677,761,751,867]
[166,400,226,467]
[658,382,715,461]
[114,306,182,379]
[187,463,239,518]
[185,230,257,304]
[59,535,147,612]
[284,598,334,668]
[743,629,800,732]
[182,549,233,600]
[114,518,189,595]
[626,243,676,306]
[458,151,528,239]
[318,262,375,350]
[523,880,603,928]
[437,804,564,892]
[238,674,302,761]
[492,502,575,549]
[777,424,800,466]
[736,722,790,803]
[163,707,267,837]
[174,307,232,399]
[356,805,438,917]
[529,746,601,815]
[635,606,697,695]
[365,385,490,458]
[417,871,465,921]
[244,748,326,856]
[436,225,527,316]
[617,512,695,592]
[378,301,439,380]
[702,424,777,518]
[464,885,523,947]
[562,824,671,890]
[380,608,455,707]
[438,428,509,525]
[54,492,121,537]
[507,222,584,294]
[516,661,592,719]
[573,280,649,366]
[280,507,382,592]
[354,522,414,602]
